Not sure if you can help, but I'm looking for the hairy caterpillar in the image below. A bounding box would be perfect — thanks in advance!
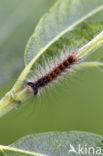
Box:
[27,53,79,95]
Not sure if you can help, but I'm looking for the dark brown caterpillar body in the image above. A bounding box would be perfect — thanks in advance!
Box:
[27,54,78,95]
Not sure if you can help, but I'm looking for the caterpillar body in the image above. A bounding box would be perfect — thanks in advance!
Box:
[27,53,79,95]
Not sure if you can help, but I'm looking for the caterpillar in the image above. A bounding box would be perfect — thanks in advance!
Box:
[27,53,79,95]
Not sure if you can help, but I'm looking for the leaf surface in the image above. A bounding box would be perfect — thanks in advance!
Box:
[25,0,103,66]
[1,132,103,156]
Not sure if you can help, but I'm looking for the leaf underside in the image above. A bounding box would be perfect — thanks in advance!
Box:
[1,132,103,156]
[25,0,103,71]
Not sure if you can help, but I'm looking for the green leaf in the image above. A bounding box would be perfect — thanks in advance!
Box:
[24,0,103,65]
[0,0,103,117]
[1,132,103,156]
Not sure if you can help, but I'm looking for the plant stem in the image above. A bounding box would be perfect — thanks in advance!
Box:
[0,92,18,117]
[80,62,103,68]
[78,31,103,58]
[0,88,32,117]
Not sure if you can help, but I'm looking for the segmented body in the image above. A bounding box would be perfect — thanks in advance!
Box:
[27,54,78,95]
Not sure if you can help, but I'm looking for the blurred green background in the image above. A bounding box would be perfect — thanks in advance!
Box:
[0,0,103,151]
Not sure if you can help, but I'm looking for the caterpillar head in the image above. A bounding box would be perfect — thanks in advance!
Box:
[27,82,38,95]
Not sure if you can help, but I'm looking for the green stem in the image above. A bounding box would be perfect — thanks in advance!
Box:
[0,92,18,117]
[0,89,32,117]
[80,61,103,68]
[78,31,103,58]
